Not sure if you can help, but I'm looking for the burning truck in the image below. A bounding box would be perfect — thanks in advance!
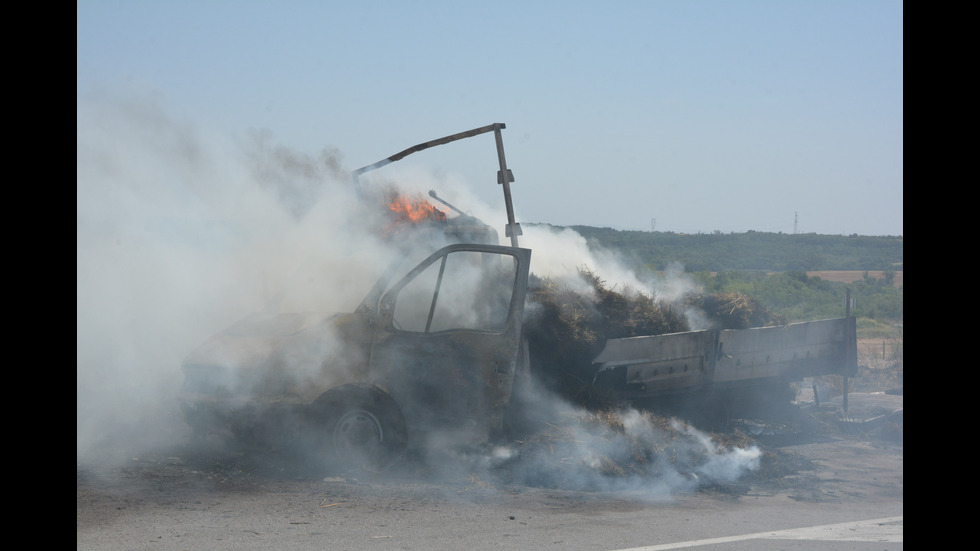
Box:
[180,124,532,472]
[179,123,857,473]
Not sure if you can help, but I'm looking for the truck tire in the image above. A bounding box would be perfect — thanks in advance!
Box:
[313,385,408,474]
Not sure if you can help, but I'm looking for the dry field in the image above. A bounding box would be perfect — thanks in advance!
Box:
[857,337,902,365]
[807,270,903,287]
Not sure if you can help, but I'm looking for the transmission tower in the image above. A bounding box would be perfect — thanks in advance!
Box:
[794,212,798,234]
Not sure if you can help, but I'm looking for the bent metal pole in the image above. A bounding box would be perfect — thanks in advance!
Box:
[493,123,521,248]
[351,123,522,247]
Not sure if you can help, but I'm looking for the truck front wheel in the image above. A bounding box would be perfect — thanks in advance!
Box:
[313,385,407,474]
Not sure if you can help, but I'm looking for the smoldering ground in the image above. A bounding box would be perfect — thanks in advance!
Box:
[77,93,760,499]
[399,380,762,503]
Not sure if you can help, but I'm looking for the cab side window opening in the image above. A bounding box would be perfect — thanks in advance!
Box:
[392,251,517,333]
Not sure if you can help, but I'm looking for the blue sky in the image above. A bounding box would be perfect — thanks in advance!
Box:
[77,1,902,236]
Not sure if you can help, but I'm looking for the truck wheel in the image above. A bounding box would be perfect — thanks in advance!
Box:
[315,386,407,474]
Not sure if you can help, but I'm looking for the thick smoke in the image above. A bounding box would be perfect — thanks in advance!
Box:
[77,92,396,464]
[406,379,761,502]
[77,93,759,497]
[519,225,707,330]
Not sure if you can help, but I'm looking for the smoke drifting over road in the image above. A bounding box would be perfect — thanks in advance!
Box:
[77,92,757,496]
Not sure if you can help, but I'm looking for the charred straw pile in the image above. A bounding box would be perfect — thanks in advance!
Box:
[523,269,783,407]
[523,269,686,406]
[693,291,786,329]
[512,273,788,490]
[494,407,770,492]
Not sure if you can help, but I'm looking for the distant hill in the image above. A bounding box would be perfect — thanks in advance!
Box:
[806,270,903,288]
[531,223,903,273]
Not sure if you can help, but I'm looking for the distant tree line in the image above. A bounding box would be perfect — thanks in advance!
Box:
[533,224,903,327]
[556,224,903,272]
[685,269,903,324]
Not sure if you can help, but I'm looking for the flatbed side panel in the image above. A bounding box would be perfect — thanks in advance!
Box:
[713,318,850,383]
[592,330,716,395]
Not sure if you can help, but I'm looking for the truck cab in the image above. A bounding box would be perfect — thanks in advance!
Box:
[180,124,530,472]
[180,241,531,472]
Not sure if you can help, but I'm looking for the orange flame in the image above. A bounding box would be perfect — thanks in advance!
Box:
[383,191,447,234]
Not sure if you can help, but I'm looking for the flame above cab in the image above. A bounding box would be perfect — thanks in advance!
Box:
[383,190,447,236]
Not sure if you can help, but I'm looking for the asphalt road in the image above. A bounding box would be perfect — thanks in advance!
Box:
[77,394,902,550]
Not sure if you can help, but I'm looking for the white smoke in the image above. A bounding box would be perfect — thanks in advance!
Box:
[77,91,758,497]
[428,389,762,501]
[516,224,708,330]
[76,91,395,463]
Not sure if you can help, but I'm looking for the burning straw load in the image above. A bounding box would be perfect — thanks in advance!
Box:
[524,269,685,406]
[695,291,786,329]
[523,268,783,408]
[501,278,784,493]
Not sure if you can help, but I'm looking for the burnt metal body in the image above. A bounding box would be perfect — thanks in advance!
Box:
[180,124,530,470]
[179,123,863,470]
[592,317,858,403]
[180,244,531,452]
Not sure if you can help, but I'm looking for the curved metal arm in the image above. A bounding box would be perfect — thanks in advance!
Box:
[351,123,521,247]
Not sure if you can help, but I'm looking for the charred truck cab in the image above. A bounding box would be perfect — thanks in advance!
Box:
[180,123,862,474]
[179,124,530,472]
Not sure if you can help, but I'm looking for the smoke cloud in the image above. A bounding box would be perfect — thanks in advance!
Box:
[77,91,394,463]
[77,92,758,497]
[413,381,762,502]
